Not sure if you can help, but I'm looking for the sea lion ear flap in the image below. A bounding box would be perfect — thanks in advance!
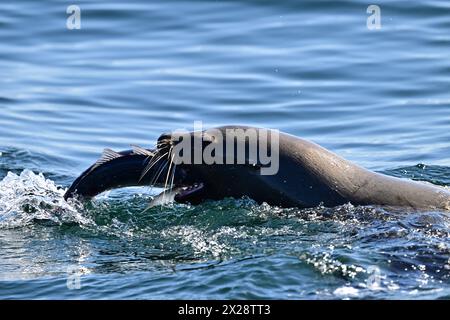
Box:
[91,148,122,170]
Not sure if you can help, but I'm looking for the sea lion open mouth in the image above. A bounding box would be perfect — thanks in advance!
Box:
[174,182,205,204]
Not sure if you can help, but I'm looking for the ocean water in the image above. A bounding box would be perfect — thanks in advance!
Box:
[1,0,450,299]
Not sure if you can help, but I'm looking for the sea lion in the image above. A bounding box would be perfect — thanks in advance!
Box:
[65,126,450,210]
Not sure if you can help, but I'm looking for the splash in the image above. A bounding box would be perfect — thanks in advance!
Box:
[0,170,90,228]
[161,225,230,258]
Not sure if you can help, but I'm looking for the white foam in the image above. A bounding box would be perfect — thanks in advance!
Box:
[0,170,89,228]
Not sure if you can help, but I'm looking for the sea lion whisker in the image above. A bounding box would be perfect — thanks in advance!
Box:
[148,152,170,187]
[139,155,160,182]
[162,146,175,202]
[148,160,169,194]
[169,157,177,191]
[139,151,168,182]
